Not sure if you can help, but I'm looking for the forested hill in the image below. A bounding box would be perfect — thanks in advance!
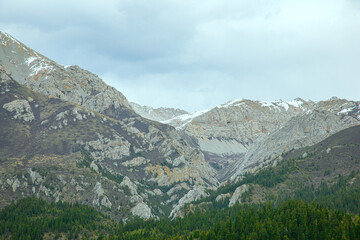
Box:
[1,197,360,239]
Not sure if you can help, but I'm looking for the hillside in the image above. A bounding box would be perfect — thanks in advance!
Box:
[0,69,218,220]
[130,102,188,122]
[2,197,360,239]
[145,97,360,180]
[188,125,360,216]
[2,30,360,225]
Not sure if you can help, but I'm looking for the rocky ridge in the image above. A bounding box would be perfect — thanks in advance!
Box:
[0,31,132,120]
[0,32,219,219]
[230,98,360,179]
[137,97,360,181]
[2,30,360,220]
[130,102,188,122]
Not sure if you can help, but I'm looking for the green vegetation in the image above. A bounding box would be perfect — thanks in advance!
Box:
[0,197,114,240]
[291,172,360,214]
[76,149,125,184]
[1,197,360,239]
[201,159,298,205]
[76,150,93,168]
[242,159,297,188]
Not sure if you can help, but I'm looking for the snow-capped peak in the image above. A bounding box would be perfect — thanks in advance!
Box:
[259,99,308,111]
[161,109,210,129]
[219,99,244,108]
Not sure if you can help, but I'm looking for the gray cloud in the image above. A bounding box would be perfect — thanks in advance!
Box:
[1,0,360,112]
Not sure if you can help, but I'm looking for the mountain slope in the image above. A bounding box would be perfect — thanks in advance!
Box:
[0,32,219,219]
[156,97,360,180]
[188,125,360,215]
[130,102,188,122]
[3,197,360,240]
[231,106,360,179]
[0,31,132,120]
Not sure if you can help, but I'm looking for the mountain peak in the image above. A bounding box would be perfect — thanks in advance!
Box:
[0,31,133,120]
[129,102,188,122]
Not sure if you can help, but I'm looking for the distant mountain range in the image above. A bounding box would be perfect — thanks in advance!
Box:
[132,97,360,181]
[1,30,360,220]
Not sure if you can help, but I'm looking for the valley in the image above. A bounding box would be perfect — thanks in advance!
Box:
[1,30,360,239]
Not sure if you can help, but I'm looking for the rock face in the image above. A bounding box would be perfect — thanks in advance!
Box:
[131,202,153,219]
[231,108,360,178]
[170,186,209,218]
[156,98,360,180]
[0,31,132,120]
[130,102,188,122]
[228,184,249,207]
[183,99,313,143]
[2,30,360,220]
[0,32,219,220]
[3,99,35,122]
[159,99,314,179]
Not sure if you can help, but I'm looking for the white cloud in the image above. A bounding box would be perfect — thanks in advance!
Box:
[1,0,360,112]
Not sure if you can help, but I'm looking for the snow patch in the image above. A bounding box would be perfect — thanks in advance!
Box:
[287,99,304,108]
[29,59,55,76]
[219,99,243,108]
[25,56,39,66]
[0,31,22,46]
[338,107,354,115]
[277,101,289,111]
[260,99,306,111]
[260,101,280,110]
[161,109,209,129]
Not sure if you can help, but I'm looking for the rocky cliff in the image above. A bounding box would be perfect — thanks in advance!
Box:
[156,98,360,180]
[0,31,132,120]
[130,102,188,122]
[2,30,360,219]
[0,32,219,219]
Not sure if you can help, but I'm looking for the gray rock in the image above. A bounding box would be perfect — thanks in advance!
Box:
[12,178,20,192]
[231,109,360,178]
[229,184,249,207]
[90,161,99,173]
[120,176,138,196]
[121,157,149,167]
[130,102,188,122]
[131,201,152,219]
[0,31,132,120]
[3,99,35,122]
[86,135,131,161]
[101,196,112,208]
[170,186,209,218]
[28,169,43,185]
[215,193,231,202]
[94,182,105,196]
[153,189,163,195]
[6,177,21,192]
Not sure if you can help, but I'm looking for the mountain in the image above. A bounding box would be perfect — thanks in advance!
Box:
[2,30,360,222]
[145,98,360,180]
[181,124,360,217]
[3,197,360,239]
[129,102,188,122]
[0,31,218,219]
[0,32,132,120]
[230,100,360,179]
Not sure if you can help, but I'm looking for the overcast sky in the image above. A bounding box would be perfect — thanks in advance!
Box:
[1,0,360,112]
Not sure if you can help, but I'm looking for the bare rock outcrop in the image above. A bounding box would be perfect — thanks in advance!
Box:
[3,99,35,122]
[131,201,153,219]
[170,186,209,218]
[1,31,132,120]
[228,184,249,207]
[130,102,188,122]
